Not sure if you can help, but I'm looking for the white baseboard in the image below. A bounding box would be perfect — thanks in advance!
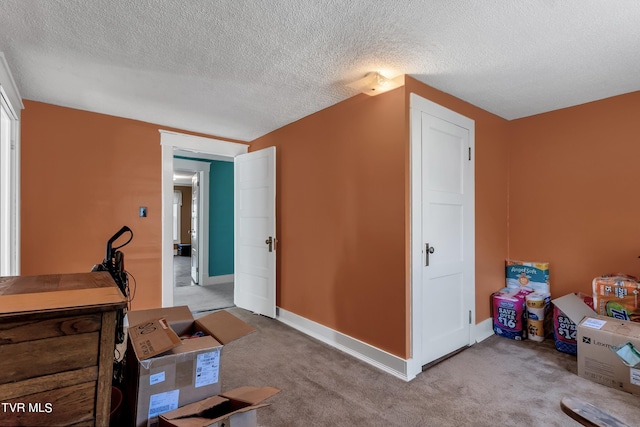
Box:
[475,317,495,342]
[276,308,412,381]
[202,274,234,286]
[276,309,496,382]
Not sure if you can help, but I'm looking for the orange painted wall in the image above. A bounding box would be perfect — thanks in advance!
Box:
[404,77,511,323]
[508,91,640,297]
[20,81,639,361]
[21,101,163,310]
[19,101,244,310]
[250,78,511,358]
[250,89,409,357]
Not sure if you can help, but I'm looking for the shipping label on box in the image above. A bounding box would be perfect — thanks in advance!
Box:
[195,350,220,388]
[631,368,640,386]
[148,389,180,419]
[577,315,640,395]
[126,337,223,427]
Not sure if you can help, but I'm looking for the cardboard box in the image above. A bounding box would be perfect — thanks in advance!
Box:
[578,315,640,395]
[158,386,280,427]
[129,306,196,337]
[552,293,596,355]
[125,307,256,427]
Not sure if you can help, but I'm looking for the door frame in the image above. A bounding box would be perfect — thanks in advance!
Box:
[173,158,210,286]
[408,93,476,379]
[160,130,248,307]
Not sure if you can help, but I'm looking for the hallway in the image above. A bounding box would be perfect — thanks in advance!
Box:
[173,255,234,313]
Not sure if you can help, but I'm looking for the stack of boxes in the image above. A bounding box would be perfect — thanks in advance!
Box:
[124,307,278,427]
[552,274,640,356]
[551,274,640,396]
[492,260,551,341]
[492,263,640,396]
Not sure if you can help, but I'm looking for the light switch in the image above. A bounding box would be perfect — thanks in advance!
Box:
[139,206,147,217]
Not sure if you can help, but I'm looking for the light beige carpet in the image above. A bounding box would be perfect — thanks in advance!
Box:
[218,308,639,427]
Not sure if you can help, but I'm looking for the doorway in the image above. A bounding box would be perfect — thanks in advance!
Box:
[409,93,475,378]
[160,131,248,309]
[173,158,209,286]
[172,168,195,286]
[171,156,235,312]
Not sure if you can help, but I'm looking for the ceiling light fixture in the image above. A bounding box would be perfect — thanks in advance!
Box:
[346,72,402,96]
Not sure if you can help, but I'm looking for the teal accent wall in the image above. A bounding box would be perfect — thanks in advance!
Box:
[209,161,234,276]
[174,156,234,277]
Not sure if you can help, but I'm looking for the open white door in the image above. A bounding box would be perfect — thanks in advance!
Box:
[234,146,276,318]
[190,172,200,285]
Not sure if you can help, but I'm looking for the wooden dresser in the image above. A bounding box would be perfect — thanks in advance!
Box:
[0,272,127,426]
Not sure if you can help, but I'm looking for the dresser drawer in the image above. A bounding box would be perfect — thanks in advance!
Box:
[0,313,102,344]
[0,381,96,426]
[0,332,99,384]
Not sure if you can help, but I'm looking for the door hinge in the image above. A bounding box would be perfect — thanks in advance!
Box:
[468,147,471,161]
[469,310,472,324]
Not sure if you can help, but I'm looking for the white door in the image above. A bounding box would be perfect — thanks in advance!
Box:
[191,172,200,285]
[411,94,475,368]
[234,147,276,318]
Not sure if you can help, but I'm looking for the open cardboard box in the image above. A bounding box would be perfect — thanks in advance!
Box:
[158,386,280,427]
[552,293,596,354]
[553,294,640,395]
[125,307,256,427]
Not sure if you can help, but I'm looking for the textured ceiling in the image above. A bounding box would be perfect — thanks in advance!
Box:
[1,1,639,141]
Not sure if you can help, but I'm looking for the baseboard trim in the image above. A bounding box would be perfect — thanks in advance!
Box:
[202,274,234,286]
[475,317,495,342]
[276,308,412,381]
[275,310,495,381]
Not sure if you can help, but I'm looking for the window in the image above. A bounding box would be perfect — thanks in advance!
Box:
[0,53,24,276]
